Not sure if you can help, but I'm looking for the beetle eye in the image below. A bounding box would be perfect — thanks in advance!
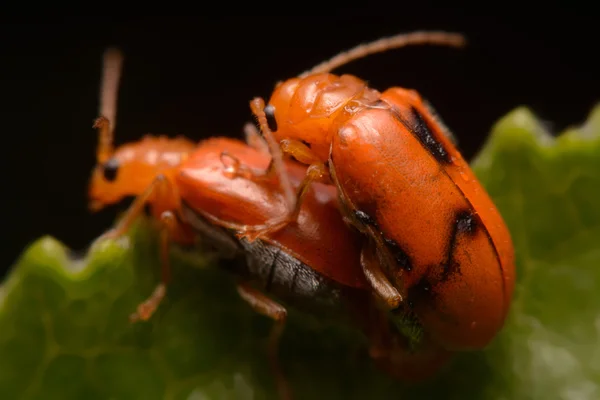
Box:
[102,158,120,182]
[264,104,278,132]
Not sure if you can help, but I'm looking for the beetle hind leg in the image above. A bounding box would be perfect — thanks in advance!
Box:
[236,282,292,400]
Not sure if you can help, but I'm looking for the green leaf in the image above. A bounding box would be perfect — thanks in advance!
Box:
[2,105,600,400]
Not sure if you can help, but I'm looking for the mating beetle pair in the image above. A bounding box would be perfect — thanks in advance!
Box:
[88,31,515,399]
[235,31,515,352]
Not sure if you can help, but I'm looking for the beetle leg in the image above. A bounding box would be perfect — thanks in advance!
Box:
[225,138,330,241]
[219,150,285,192]
[242,140,334,240]
[222,131,332,242]
[129,210,183,323]
[219,138,332,241]
[236,282,292,400]
[99,174,172,240]
[259,138,327,182]
[246,121,293,184]
[360,240,403,310]
[279,139,325,166]
[259,137,327,180]
[225,121,284,183]
[95,175,183,323]
[236,162,330,242]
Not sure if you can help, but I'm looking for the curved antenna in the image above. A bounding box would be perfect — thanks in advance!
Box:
[299,31,466,78]
[96,47,124,163]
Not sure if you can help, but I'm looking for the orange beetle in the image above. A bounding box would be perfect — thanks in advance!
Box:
[87,49,451,399]
[88,48,367,323]
[235,31,515,351]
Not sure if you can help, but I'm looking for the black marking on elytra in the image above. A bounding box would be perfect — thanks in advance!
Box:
[410,106,451,164]
[355,210,377,226]
[407,276,433,310]
[264,104,278,132]
[456,210,477,235]
[422,98,458,146]
[265,247,281,292]
[440,209,477,281]
[383,237,413,272]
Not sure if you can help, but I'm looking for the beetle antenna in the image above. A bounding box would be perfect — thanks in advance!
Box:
[299,31,466,78]
[96,47,123,163]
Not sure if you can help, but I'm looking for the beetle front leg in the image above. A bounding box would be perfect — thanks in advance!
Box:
[99,174,171,240]
[259,137,331,184]
[236,282,292,400]
[129,210,184,323]
[230,137,331,241]
[228,99,334,242]
[360,240,403,310]
[95,175,182,322]
[217,143,330,242]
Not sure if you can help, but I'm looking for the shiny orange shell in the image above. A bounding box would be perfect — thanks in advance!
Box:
[329,88,515,350]
[176,137,368,289]
[269,73,380,160]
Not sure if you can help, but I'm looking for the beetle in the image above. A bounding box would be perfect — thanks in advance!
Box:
[88,47,363,333]
[233,31,516,351]
[87,48,451,399]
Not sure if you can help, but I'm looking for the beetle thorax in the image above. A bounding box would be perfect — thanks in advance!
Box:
[269,73,380,161]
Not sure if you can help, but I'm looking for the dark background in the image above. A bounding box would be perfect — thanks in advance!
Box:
[2,13,599,277]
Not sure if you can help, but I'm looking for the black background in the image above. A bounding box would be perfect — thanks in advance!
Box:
[2,13,599,277]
